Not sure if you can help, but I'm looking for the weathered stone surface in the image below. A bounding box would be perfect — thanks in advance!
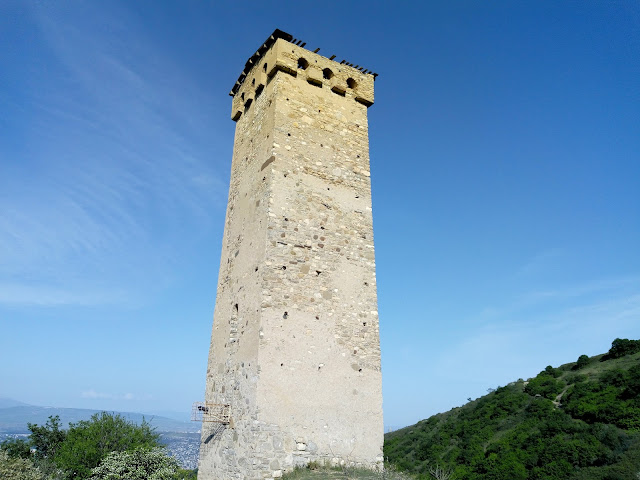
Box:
[199,30,382,480]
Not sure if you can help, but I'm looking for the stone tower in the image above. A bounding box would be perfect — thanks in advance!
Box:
[199,29,382,479]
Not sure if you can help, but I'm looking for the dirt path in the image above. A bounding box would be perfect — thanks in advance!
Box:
[553,387,569,408]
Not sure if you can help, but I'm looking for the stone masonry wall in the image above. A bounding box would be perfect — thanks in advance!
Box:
[199,37,382,480]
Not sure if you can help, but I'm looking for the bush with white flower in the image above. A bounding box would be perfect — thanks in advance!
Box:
[88,448,178,480]
[0,450,49,480]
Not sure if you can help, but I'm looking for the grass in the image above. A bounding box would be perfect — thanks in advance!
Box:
[558,351,640,382]
[282,464,414,480]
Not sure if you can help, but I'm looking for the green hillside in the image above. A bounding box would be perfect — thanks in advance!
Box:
[384,339,640,480]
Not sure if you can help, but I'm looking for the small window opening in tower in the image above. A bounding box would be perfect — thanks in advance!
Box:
[323,68,333,80]
[263,63,267,72]
[298,58,309,70]
[252,78,255,86]
[347,78,357,89]
[255,84,264,98]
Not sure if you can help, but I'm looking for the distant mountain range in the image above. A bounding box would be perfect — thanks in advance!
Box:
[0,398,200,434]
[0,397,30,409]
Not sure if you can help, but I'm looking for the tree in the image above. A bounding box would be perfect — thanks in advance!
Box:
[608,338,640,359]
[88,448,178,480]
[575,354,590,370]
[54,412,160,479]
[544,365,562,378]
[0,450,48,480]
[1,437,31,459]
[27,415,66,460]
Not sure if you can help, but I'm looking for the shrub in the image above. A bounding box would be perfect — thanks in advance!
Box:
[1,437,31,459]
[565,373,587,385]
[173,469,197,480]
[54,412,160,479]
[0,450,48,480]
[88,448,178,480]
[544,365,562,378]
[524,373,564,400]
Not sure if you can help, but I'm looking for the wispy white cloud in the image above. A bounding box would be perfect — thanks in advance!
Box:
[0,3,229,307]
[475,274,640,322]
[81,390,138,401]
[0,283,127,307]
[521,274,640,302]
[383,284,640,427]
[435,277,640,390]
[516,248,565,277]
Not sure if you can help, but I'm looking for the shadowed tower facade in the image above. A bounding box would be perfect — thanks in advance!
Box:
[199,30,383,479]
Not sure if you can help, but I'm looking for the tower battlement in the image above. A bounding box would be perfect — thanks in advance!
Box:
[231,30,376,121]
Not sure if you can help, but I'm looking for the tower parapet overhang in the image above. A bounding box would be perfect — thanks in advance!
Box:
[230,29,376,122]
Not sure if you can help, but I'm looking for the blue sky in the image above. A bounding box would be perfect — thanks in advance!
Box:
[1,1,638,429]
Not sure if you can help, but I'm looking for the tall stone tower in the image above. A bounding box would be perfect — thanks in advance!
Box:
[199,29,382,479]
